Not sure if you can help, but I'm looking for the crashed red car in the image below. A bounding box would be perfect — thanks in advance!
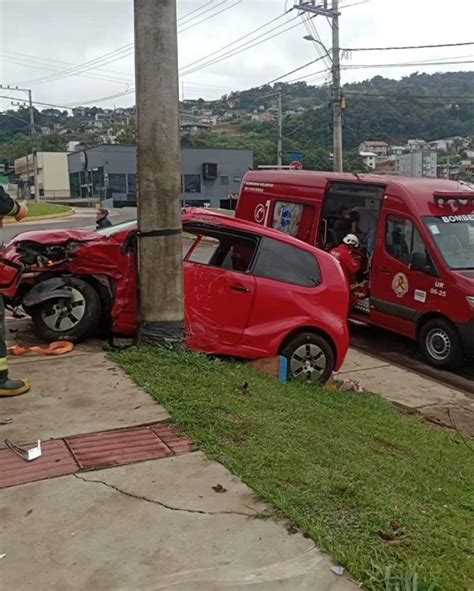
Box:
[0,210,349,383]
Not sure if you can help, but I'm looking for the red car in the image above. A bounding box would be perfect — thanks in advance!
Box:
[0,210,349,383]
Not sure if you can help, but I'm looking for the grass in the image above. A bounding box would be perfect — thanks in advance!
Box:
[113,346,474,591]
[24,203,71,218]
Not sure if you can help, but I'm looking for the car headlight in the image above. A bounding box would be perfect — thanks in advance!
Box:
[466,296,474,308]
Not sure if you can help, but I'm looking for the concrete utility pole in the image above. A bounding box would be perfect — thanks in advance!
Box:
[134,0,184,346]
[295,1,343,171]
[28,90,40,203]
[277,92,283,167]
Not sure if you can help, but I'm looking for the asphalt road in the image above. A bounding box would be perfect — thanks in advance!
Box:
[0,207,136,244]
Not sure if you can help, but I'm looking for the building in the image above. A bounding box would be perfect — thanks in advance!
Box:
[357,141,389,160]
[180,122,211,135]
[67,144,253,208]
[359,151,377,170]
[14,152,70,198]
[395,150,437,178]
[388,146,405,160]
[406,139,428,152]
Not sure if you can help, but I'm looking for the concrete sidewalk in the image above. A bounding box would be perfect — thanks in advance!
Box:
[340,349,474,436]
[0,331,356,590]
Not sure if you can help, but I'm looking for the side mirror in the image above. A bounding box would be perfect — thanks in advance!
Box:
[410,251,435,276]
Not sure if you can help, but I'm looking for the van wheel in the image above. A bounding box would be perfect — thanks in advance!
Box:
[281,333,335,385]
[419,318,464,369]
[30,277,101,343]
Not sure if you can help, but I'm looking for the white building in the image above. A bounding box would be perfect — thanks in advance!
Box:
[359,151,377,170]
[15,152,70,198]
[395,150,437,178]
[358,141,389,160]
[406,139,428,151]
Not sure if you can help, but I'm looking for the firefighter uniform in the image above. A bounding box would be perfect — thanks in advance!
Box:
[0,186,31,396]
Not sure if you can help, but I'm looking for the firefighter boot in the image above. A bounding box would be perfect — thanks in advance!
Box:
[0,378,31,397]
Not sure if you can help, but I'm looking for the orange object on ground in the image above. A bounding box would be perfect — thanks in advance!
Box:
[8,341,74,356]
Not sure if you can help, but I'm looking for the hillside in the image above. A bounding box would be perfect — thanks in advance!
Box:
[1,71,474,171]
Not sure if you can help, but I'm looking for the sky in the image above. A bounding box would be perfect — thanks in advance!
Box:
[0,0,473,111]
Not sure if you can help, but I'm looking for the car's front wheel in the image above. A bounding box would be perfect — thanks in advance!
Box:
[30,277,101,342]
[281,332,335,385]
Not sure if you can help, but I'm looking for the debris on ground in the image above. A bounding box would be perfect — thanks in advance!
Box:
[4,439,42,461]
[0,417,13,425]
[330,565,345,576]
[212,484,227,493]
[339,378,364,393]
[0,553,6,560]
[8,341,74,357]
[236,381,251,396]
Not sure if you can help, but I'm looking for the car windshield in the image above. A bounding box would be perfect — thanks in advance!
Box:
[97,220,137,236]
[424,215,474,270]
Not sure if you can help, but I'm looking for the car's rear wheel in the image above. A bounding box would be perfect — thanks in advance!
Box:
[418,318,464,369]
[281,332,335,385]
[30,277,101,342]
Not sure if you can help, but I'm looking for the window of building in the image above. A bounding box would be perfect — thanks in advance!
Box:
[253,237,321,287]
[108,173,127,194]
[186,229,257,273]
[184,174,201,193]
[127,173,137,194]
[69,172,81,198]
[220,176,229,185]
[91,167,104,197]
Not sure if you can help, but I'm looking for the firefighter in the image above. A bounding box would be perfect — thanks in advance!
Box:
[0,186,31,396]
[330,233,364,309]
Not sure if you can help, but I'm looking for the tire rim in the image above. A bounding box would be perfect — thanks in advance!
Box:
[290,343,327,383]
[40,287,86,333]
[426,328,451,361]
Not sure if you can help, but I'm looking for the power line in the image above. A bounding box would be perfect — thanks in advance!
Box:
[262,56,328,86]
[179,0,241,32]
[342,58,474,70]
[180,15,306,76]
[343,41,474,52]
[180,9,292,71]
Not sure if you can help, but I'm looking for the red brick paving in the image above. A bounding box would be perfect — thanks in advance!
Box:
[0,422,195,489]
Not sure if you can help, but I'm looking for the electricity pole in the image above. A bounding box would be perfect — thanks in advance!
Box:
[277,91,283,167]
[134,0,184,347]
[295,1,343,171]
[1,84,40,201]
[28,90,40,203]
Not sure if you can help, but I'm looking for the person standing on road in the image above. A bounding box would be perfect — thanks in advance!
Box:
[0,186,31,396]
[96,208,112,230]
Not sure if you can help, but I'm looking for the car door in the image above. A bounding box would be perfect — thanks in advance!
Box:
[184,229,257,351]
[370,212,437,338]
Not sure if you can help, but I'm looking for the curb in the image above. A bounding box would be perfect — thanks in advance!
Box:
[4,208,75,225]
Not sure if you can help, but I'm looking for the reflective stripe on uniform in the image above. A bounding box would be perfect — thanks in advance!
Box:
[0,357,8,371]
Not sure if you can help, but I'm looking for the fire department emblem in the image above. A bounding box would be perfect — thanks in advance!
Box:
[254,204,266,223]
[392,272,409,298]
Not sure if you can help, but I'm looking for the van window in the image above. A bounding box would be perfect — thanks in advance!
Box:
[272,202,303,237]
[253,237,321,287]
[385,215,433,269]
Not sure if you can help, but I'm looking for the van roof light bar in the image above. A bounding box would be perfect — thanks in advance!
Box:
[433,191,474,208]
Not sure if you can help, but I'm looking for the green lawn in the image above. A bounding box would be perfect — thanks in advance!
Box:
[24,203,71,218]
[113,347,474,591]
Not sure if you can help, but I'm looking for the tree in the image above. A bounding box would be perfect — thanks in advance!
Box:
[115,121,137,144]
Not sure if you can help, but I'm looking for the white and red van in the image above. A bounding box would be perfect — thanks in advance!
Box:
[236,170,474,369]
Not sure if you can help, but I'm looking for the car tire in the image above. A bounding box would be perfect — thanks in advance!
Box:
[281,332,335,385]
[30,277,101,342]
[418,318,464,369]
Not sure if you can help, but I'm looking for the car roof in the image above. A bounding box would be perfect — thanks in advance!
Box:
[183,208,319,254]
[243,170,474,217]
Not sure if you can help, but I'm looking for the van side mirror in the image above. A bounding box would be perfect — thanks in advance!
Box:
[409,251,436,276]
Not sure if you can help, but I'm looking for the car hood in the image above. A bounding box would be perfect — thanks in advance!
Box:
[9,228,100,246]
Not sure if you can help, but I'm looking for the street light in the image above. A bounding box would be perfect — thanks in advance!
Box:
[303,34,332,61]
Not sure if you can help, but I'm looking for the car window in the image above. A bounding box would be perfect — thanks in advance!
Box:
[252,237,321,287]
[186,230,258,274]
